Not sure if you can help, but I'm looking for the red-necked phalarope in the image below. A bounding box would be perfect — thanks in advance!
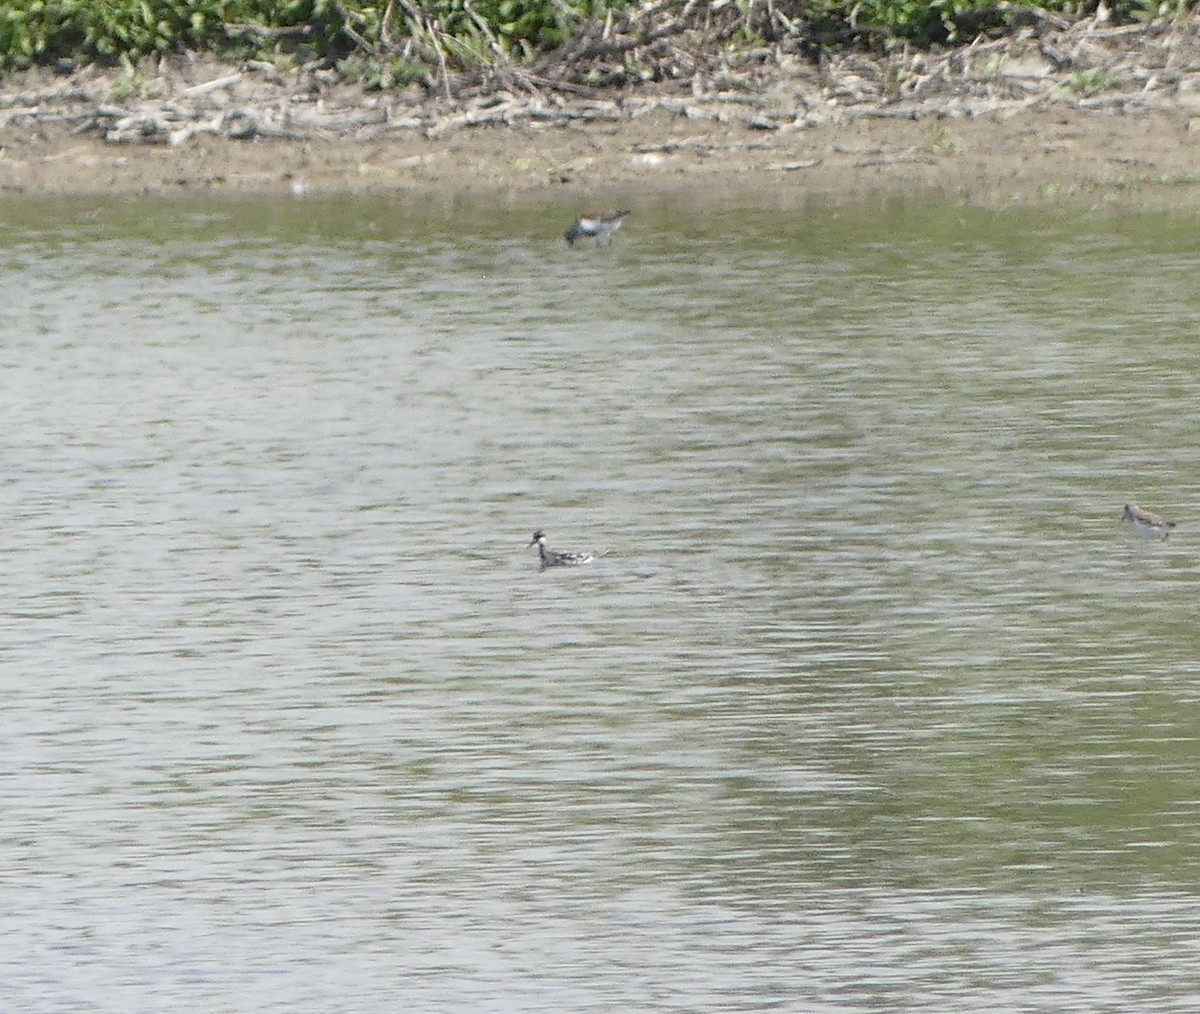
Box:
[529,530,597,571]
[1123,502,1176,539]
[565,210,630,247]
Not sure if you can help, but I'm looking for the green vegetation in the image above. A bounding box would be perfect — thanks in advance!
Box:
[0,1,348,69]
[1063,66,1115,95]
[0,0,1182,80]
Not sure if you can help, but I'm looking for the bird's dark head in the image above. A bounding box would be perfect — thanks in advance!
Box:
[530,530,546,546]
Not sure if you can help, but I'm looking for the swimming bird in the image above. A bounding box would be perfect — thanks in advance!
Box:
[565,210,630,247]
[1123,502,1176,539]
[529,530,596,571]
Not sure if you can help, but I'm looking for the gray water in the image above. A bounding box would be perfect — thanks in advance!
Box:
[3,196,1200,1011]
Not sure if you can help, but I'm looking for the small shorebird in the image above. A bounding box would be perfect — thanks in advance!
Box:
[564,210,630,247]
[529,530,597,571]
[1123,502,1176,539]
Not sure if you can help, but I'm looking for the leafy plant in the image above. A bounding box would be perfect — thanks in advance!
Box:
[338,52,431,88]
[1064,66,1113,94]
[109,60,147,99]
[0,2,75,67]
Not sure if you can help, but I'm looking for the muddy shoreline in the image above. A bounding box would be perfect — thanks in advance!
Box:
[6,108,1199,210]
[4,21,1200,209]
